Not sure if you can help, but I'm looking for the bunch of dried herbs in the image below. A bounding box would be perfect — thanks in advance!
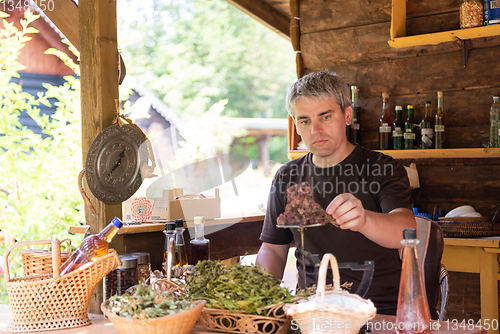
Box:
[184,260,296,315]
[105,284,193,322]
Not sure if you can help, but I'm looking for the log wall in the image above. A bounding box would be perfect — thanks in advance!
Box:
[296,0,500,218]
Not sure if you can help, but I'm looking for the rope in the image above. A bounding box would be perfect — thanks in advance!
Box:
[78,169,97,217]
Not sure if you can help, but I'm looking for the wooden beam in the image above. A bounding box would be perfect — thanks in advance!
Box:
[37,0,80,50]
[225,0,290,40]
[390,0,406,40]
[79,0,121,313]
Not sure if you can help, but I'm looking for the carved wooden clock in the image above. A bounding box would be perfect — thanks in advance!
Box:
[85,123,148,204]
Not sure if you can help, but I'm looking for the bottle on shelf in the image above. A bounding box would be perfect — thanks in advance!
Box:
[174,218,189,267]
[350,85,360,144]
[404,105,416,149]
[379,92,393,150]
[396,229,431,334]
[59,217,123,276]
[420,101,434,149]
[162,222,176,275]
[190,216,210,265]
[435,91,445,149]
[393,106,404,150]
[489,96,500,148]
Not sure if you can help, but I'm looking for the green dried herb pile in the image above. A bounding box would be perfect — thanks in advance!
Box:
[105,284,193,322]
[184,260,294,315]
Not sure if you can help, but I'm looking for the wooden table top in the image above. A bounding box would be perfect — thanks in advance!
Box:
[0,305,486,334]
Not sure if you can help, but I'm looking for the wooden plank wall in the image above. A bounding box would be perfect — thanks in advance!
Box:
[297,0,500,218]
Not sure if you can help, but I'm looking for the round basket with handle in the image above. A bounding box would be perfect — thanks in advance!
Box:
[283,253,377,334]
[4,239,121,333]
[20,238,72,276]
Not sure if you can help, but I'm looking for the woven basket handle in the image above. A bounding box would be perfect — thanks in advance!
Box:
[3,239,61,281]
[315,253,341,303]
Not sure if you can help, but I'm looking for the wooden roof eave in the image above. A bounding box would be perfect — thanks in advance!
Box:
[41,0,79,50]
[225,0,291,40]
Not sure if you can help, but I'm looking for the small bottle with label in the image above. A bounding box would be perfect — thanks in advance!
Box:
[435,91,445,149]
[393,106,404,150]
[162,222,176,275]
[174,218,189,267]
[379,92,393,150]
[404,105,416,149]
[190,216,210,265]
[489,96,500,148]
[350,85,360,144]
[420,101,434,149]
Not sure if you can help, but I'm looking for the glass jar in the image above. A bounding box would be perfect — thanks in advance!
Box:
[460,0,483,28]
[105,255,138,299]
[128,252,151,283]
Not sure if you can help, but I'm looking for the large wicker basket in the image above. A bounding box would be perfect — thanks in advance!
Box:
[20,239,72,276]
[4,239,121,333]
[438,217,500,238]
[101,299,206,334]
[284,253,377,334]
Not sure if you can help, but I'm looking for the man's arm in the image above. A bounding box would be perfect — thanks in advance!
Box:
[326,193,415,249]
[255,242,290,280]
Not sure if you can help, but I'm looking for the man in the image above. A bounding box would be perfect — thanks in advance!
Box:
[255,71,415,315]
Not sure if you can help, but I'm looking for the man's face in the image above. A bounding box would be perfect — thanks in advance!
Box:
[294,97,352,164]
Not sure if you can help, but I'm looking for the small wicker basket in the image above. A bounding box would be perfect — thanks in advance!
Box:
[4,239,121,333]
[283,253,377,334]
[101,299,206,334]
[20,239,72,276]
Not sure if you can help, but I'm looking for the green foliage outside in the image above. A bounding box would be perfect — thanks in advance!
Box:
[0,11,84,303]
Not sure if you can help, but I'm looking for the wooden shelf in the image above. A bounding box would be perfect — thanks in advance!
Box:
[388,0,500,48]
[288,147,500,161]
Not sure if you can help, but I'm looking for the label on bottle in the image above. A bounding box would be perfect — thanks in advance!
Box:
[393,127,403,137]
[421,128,434,138]
[404,132,416,140]
[379,123,391,133]
[435,125,445,132]
[352,123,360,130]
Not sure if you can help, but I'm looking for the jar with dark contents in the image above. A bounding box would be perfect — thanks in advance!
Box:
[128,252,151,283]
[460,0,483,28]
[105,255,138,299]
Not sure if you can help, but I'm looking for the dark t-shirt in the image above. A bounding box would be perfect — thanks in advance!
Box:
[260,144,413,312]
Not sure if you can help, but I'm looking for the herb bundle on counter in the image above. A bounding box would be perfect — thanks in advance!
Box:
[105,284,193,322]
[184,260,295,315]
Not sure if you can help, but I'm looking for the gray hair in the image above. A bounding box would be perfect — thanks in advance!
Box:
[286,71,351,119]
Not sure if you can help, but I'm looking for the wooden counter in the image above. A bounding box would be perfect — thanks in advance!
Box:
[0,305,486,334]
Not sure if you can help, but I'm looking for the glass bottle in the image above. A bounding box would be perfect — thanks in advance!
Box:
[404,105,416,149]
[489,96,500,148]
[105,255,138,299]
[460,0,483,29]
[162,222,176,275]
[420,101,434,149]
[60,217,123,276]
[396,229,431,334]
[351,85,360,144]
[174,218,189,267]
[393,106,404,150]
[379,92,393,150]
[435,92,445,149]
[190,216,210,265]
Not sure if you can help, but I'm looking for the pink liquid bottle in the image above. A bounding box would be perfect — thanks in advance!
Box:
[190,216,210,265]
[396,228,431,334]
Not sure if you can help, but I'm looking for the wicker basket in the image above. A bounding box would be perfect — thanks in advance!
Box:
[20,239,72,276]
[101,299,206,334]
[438,217,500,238]
[4,239,121,333]
[283,253,377,334]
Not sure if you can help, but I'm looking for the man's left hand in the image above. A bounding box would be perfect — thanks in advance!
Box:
[326,193,366,232]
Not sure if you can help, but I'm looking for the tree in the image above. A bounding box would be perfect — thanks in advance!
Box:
[117,0,296,119]
[0,10,83,303]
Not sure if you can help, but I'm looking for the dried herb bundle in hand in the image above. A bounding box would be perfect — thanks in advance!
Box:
[185,260,295,315]
[105,284,193,322]
[277,182,338,229]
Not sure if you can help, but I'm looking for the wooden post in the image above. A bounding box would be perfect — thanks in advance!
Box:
[79,0,121,313]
